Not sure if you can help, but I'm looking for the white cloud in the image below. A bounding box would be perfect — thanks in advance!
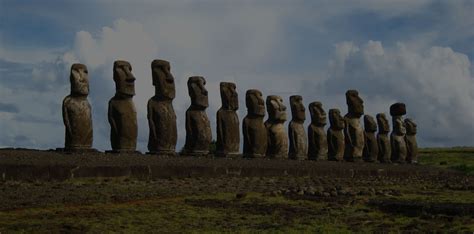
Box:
[315,41,474,146]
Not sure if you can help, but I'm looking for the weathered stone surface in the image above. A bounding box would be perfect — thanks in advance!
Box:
[108,60,137,152]
[405,118,418,164]
[363,115,378,162]
[344,90,365,162]
[307,102,327,160]
[242,89,267,158]
[390,103,407,163]
[376,113,391,163]
[328,109,345,161]
[147,60,177,155]
[216,82,239,157]
[62,64,93,151]
[183,76,212,155]
[265,95,288,159]
[288,95,307,160]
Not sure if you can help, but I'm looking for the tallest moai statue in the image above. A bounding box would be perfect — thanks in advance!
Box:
[147,60,177,155]
[62,63,93,151]
[288,95,307,160]
[344,90,365,162]
[108,60,137,153]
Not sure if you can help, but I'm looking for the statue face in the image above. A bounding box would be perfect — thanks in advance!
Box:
[152,60,175,100]
[364,115,377,132]
[290,95,305,122]
[376,113,390,133]
[266,95,287,122]
[113,60,135,97]
[393,117,406,135]
[346,90,364,117]
[329,109,345,130]
[220,82,238,110]
[70,63,89,96]
[188,76,208,109]
[309,102,326,126]
[246,89,265,117]
[404,118,417,135]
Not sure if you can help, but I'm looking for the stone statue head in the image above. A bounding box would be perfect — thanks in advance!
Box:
[70,63,89,96]
[113,60,135,97]
[309,101,326,126]
[187,76,208,109]
[151,59,175,100]
[393,118,406,135]
[390,103,406,116]
[266,95,287,122]
[290,95,305,122]
[376,113,390,133]
[364,115,377,132]
[404,118,417,135]
[220,82,238,110]
[329,109,345,130]
[246,89,265,117]
[346,90,364,117]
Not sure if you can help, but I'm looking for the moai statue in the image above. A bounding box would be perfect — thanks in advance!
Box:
[288,95,307,160]
[108,60,137,153]
[307,102,327,160]
[242,89,267,158]
[147,60,177,155]
[62,63,93,151]
[216,82,239,157]
[183,76,212,156]
[363,115,378,162]
[390,103,407,163]
[265,95,288,159]
[344,90,365,162]
[376,113,391,163]
[327,109,345,161]
[405,118,418,164]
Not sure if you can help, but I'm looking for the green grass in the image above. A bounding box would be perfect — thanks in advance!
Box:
[419,147,474,174]
[1,192,472,233]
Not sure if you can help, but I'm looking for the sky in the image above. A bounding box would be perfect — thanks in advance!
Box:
[0,0,473,151]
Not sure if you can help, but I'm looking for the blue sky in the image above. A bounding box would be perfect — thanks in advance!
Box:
[1,0,473,150]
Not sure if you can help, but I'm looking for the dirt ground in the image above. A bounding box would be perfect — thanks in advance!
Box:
[0,148,473,232]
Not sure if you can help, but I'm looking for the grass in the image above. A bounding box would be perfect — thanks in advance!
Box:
[1,191,473,233]
[0,147,473,232]
[418,147,474,175]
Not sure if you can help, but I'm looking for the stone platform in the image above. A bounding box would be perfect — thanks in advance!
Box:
[0,148,461,181]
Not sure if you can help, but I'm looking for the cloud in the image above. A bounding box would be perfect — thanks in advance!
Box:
[0,103,19,113]
[307,40,474,147]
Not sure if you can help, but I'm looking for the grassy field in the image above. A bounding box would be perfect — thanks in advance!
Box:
[0,148,473,233]
[419,147,474,175]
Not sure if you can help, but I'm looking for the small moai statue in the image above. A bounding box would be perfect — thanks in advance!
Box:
[265,95,288,159]
[307,102,327,160]
[216,82,240,157]
[242,89,267,158]
[363,115,378,162]
[62,63,93,151]
[376,113,391,163]
[327,109,345,161]
[344,90,365,162]
[404,118,418,164]
[183,76,212,156]
[147,59,177,155]
[288,95,307,160]
[108,60,137,153]
[390,103,407,163]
